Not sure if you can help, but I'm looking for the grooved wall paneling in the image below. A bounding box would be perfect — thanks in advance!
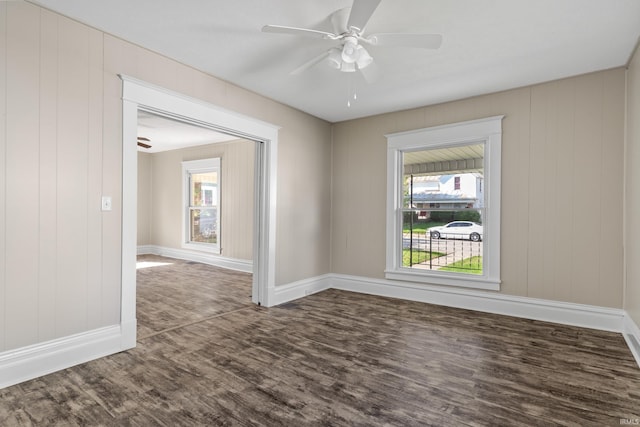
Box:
[38,8,59,342]
[0,2,7,351]
[56,16,90,337]
[86,26,104,330]
[626,43,640,325]
[331,68,626,308]
[5,2,40,350]
[137,153,152,246]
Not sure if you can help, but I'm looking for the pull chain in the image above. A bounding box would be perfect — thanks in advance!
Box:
[347,73,357,107]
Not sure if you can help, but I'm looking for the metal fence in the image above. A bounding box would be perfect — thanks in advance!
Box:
[402,233,483,273]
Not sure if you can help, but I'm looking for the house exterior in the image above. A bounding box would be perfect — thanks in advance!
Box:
[407,174,483,220]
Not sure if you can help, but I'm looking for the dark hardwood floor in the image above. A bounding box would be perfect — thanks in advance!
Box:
[1,255,639,426]
[135,254,254,339]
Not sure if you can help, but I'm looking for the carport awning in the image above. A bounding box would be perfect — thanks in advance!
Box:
[404,157,483,175]
[403,143,484,176]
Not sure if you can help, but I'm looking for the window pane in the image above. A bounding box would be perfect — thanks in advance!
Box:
[182,158,221,252]
[402,209,483,274]
[190,207,217,243]
[190,172,218,207]
[402,144,484,275]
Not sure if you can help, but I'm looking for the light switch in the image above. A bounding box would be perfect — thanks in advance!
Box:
[101,196,112,211]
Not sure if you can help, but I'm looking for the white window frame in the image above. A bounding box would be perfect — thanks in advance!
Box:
[385,116,503,291]
[182,157,221,253]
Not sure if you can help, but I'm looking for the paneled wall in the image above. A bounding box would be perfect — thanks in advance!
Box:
[139,140,255,261]
[626,43,640,325]
[332,68,626,308]
[0,2,332,353]
[137,153,153,246]
[0,4,120,352]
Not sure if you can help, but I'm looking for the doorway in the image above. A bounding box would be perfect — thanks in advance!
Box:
[135,110,257,337]
[120,75,278,348]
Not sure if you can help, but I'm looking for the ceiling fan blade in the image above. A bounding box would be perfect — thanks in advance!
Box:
[347,0,382,32]
[290,50,331,75]
[137,141,152,149]
[262,24,337,40]
[330,7,350,35]
[366,33,443,49]
[137,136,150,142]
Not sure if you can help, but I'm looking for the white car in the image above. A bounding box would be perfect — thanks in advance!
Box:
[429,221,483,242]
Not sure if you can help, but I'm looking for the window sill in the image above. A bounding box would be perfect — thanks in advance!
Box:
[384,269,500,291]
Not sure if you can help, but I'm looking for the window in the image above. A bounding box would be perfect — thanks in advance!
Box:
[385,116,503,290]
[182,158,220,253]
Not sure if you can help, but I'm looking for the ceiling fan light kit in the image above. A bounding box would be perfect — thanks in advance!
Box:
[342,61,356,73]
[354,45,373,69]
[341,36,359,63]
[262,0,442,80]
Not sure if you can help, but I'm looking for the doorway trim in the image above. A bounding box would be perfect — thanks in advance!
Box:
[120,75,279,347]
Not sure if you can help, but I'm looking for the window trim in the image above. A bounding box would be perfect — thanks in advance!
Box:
[182,157,221,254]
[385,116,503,291]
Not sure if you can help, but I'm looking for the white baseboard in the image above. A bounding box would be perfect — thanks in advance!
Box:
[136,244,155,255]
[271,274,332,306]
[4,271,634,390]
[272,272,624,332]
[285,272,639,368]
[0,325,132,389]
[330,274,625,332]
[623,313,640,368]
[138,245,253,273]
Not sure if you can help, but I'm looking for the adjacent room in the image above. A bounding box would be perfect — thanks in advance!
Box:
[135,111,257,338]
[1,0,640,425]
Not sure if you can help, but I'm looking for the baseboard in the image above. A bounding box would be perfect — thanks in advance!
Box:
[329,274,625,333]
[3,273,636,390]
[137,244,155,255]
[271,274,332,306]
[138,245,253,273]
[623,313,640,368]
[0,325,130,389]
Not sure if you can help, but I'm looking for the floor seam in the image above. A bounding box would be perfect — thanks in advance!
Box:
[137,304,255,341]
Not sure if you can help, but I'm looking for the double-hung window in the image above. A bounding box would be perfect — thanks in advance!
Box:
[182,158,220,253]
[385,116,503,290]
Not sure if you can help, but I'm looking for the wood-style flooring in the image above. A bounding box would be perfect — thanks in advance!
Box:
[1,255,639,426]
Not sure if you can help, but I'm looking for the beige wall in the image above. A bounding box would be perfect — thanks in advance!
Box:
[0,3,121,351]
[332,68,626,308]
[137,152,152,246]
[625,42,640,325]
[138,140,255,261]
[0,2,332,352]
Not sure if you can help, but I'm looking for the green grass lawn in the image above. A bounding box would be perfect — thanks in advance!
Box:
[440,256,483,274]
[402,249,445,267]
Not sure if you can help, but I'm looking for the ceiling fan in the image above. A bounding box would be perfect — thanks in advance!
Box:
[262,0,442,81]
[137,136,152,149]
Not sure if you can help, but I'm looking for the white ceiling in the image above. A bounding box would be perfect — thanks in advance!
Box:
[30,0,640,123]
[137,111,237,153]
